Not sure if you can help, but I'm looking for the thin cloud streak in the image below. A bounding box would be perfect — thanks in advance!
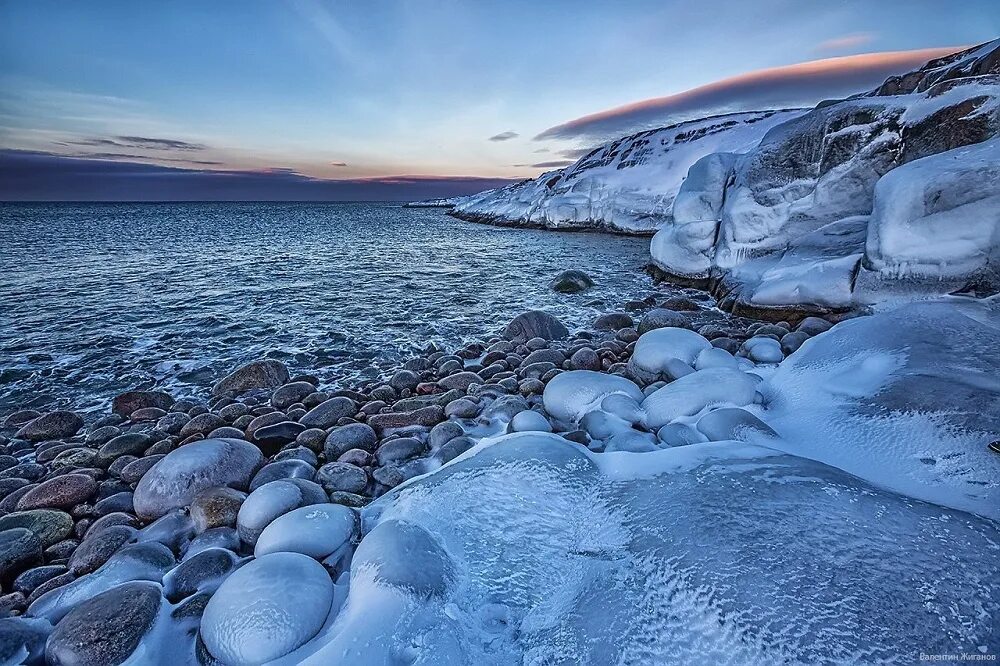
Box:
[489,130,519,141]
[0,150,519,201]
[535,46,965,142]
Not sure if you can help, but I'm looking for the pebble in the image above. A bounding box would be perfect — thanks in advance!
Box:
[0,509,74,548]
[637,309,692,334]
[437,371,483,391]
[132,438,263,520]
[112,390,174,417]
[252,421,306,453]
[375,437,427,466]
[236,479,327,545]
[16,473,97,511]
[324,423,378,460]
[201,552,334,665]
[593,312,634,331]
[298,397,357,429]
[45,581,161,666]
[212,359,290,396]
[163,547,239,602]
[13,564,66,595]
[68,524,137,575]
[502,310,569,342]
[429,421,464,449]
[14,411,84,442]
[444,398,479,419]
[368,406,444,434]
[270,381,317,409]
[190,487,247,532]
[316,462,368,494]
[550,269,594,293]
[178,413,227,438]
[249,459,316,491]
[254,502,356,558]
[0,528,43,586]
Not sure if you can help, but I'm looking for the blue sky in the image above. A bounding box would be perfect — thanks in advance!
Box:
[1,0,997,199]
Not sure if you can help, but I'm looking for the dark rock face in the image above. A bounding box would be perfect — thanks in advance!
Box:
[0,510,74,548]
[637,309,692,334]
[550,269,594,293]
[212,359,290,396]
[111,390,174,417]
[270,381,316,409]
[0,528,43,586]
[503,311,569,342]
[298,397,357,429]
[45,581,161,666]
[325,424,378,459]
[16,474,97,511]
[368,406,445,434]
[14,411,83,442]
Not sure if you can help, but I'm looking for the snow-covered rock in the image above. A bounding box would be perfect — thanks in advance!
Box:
[542,370,644,424]
[452,110,804,234]
[640,367,761,429]
[201,552,335,665]
[651,40,1000,314]
[760,297,1000,520]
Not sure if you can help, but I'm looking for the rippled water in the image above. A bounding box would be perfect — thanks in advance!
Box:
[1,202,657,415]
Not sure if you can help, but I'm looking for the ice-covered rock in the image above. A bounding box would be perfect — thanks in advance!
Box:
[27,542,174,623]
[627,327,712,384]
[649,40,1000,313]
[696,407,777,441]
[452,110,803,234]
[857,136,1000,299]
[237,479,328,546]
[509,410,553,433]
[255,503,357,560]
[542,370,643,424]
[201,552,335,666]
[133,438,263,520]
[351,520,453,596]
[641,368,761,429]
[761,298,1000,520]
[300,434,1000,663]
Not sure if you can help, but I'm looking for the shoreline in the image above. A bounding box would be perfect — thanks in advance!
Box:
[2,269,998,662]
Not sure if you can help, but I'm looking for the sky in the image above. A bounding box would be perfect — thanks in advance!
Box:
[1,0,997,200]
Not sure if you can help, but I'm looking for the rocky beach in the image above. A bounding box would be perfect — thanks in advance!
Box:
[1,24,999,666]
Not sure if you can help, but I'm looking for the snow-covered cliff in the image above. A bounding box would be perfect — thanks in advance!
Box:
[651,39,1000,316]
[454,40,999,315]
[451,110,804,234]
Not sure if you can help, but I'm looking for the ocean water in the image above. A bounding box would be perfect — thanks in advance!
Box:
[0,202,655,415]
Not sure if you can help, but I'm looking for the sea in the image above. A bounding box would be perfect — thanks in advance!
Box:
[0,202,654,415]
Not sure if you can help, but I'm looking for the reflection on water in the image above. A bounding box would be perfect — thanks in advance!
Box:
[1,202,655,414]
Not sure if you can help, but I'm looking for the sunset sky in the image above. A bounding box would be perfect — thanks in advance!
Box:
[1,0,997,200]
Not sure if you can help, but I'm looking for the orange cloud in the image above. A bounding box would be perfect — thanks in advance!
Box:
[536,46,966,142]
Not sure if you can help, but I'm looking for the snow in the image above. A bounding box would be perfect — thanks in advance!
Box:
[640,367,761,430]
[860,137,1000,292]
[452,110,805,234]
[297,432,1000,664]
[200,552,335,666]
[626,327,712,384]
[760,298,1000,520]
[254,503,357,560]
[541,370,644,424]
